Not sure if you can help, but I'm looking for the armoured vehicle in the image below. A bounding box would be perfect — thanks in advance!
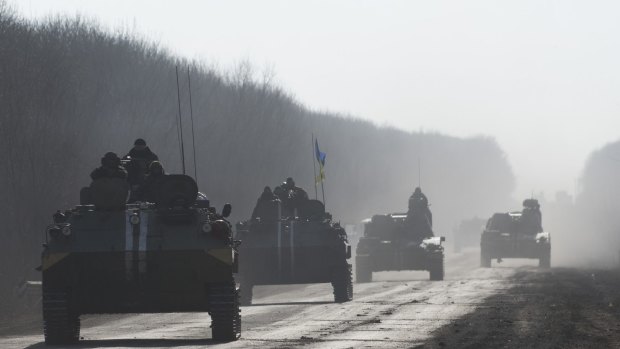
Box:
[480,199,550,268]
[41,175,240,345]
[235,188,352,305]
[355,213,445,282]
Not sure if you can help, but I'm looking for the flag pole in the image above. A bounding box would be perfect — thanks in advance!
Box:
[320,173,326,207]
[312,133,318,200]
[418,157,421,188]
[320,141,326,207]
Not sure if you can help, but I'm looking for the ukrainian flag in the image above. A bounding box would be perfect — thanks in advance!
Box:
[315,139,326,183]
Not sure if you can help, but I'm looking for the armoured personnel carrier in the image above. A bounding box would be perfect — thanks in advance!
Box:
[235,184,352,305]
[41,175,240,345]
[355,188,445,282]
[480,199,550,268]
[355,214,445,282]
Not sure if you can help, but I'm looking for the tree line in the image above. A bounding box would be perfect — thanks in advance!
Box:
[0,2,515,316]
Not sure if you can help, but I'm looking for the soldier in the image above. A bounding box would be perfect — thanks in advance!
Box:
[124,139,159,192]
[408,187,429,212]
[90,152,127,181]
[521,199,543,233]
[277,177,309,217]
[124,138,159,164]
[133,161,166,202]
[281,177,309,201]
[251,186,280,220]
[406,187,433,240]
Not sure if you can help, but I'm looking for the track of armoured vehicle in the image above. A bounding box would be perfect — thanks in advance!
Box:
[235,196,352,305]
[41,175,241,345]
[355,213,445,282]
[480,199,551,268]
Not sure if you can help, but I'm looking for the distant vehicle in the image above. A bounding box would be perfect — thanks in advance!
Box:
[355,213,446,282]
[480,199,550,268]
[453,217,486,252]
[236,197,352,305]
[41,175,241,345]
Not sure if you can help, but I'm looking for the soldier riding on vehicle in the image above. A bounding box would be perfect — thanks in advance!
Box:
[134,161,166,202]
[123,139,159,192]
[276,177,309,217]
[406,187,434,240]
[90,152,127,181]
[251,186,280,221]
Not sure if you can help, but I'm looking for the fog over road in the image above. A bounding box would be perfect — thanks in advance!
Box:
[1,251,522,349]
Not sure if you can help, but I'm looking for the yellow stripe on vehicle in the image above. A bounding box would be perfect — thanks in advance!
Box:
[42,253,69,271]
[207,248,233,265]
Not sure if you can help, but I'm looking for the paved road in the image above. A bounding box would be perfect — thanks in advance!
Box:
[1,250,523,348]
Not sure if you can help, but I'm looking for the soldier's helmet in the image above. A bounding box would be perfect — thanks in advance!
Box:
[285,177,295,188]
[149,161,164,176]
[523,199,540,210]
[101,152,121,168]
[133,138,147,150]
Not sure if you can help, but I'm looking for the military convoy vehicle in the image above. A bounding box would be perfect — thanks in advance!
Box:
[480,199,550,268]
[355,213,445,282]
[41,175,240,344]
[235,187,352,305]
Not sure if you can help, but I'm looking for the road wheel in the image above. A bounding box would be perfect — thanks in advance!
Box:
[429,255,444,281]
[355,256,372,283]
[480,249,492,268]
[539,250,551,268]
[332,263,353,303]
[42,289,80,345]
[208,281,241,341]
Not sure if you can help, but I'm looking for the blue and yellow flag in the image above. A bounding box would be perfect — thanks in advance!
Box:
[315,139,326,183]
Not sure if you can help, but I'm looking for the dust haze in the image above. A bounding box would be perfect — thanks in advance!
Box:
[1,1,620,347]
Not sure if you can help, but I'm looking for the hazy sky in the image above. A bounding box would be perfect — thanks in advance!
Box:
[11,0,620,200]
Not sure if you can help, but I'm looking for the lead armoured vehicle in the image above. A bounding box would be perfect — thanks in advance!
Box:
[480,199,550,268]
[356,188,445,282]
[235,183,352,305]
[41,175,241,345]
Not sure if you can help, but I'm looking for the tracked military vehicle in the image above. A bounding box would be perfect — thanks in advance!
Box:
[355,188,445,282]
[235,185,352,305]
[41,175,240,345]
[480,199,550,268]
[355,214,445,282]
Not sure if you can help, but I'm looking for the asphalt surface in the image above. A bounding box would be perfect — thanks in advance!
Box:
[7,251,618,348]
[0,250,513,348]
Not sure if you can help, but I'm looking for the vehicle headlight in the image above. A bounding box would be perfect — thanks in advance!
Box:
[61,225,71,236]
[130,214,140,225]
[47,225,61,238]
[201,222,212,233]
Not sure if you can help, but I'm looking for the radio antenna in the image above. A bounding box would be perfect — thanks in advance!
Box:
[175,65,186,175]
[418,157,421,188]
[187,66,198,181]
